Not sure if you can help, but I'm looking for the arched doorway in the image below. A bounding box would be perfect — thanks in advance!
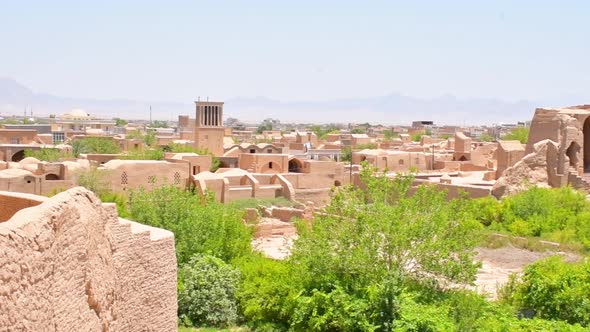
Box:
[45,173,60,180]
[585,117,590,172]
[11,150,25,162]
[288,159,303,173]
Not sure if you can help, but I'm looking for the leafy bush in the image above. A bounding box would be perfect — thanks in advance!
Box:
[75,167,112,195]
[501,256,590,326]
[285,166,482,330]
[178,254,241,328]
[121,148,165,160]
[476,186,590,250]
[25,148,72,161]
[229,197,296,210]
[71,137,121,156]
[235,255,298,331]
[502,127,529,143]
[127,186,252,264]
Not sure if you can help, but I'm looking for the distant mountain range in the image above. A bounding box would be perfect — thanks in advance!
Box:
[0,77,577,125]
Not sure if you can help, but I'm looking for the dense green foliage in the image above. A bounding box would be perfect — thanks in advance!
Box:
[228,197,296,210]
[127,186,251,265]
[502,127,529,144]
[113,118,128,126]
[116,172,590,330]
[382,129,398,140]
[471,186,590,250]
[501,256,590,327]
[151,120,169,128]
[179,254,241,328]
[309,125,339,140]
[75,167,112,195]
[121,148,165,160]
[71,137,121,156]
[25,148,72,161]
[411,131,424,142]
[479,133,494,142]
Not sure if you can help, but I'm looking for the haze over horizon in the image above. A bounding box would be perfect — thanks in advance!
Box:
[1,1,589,124]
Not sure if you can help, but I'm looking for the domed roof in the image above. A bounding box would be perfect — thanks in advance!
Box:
[62,108,91,119]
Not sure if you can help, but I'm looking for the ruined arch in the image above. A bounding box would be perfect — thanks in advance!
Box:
[11,150,25,162]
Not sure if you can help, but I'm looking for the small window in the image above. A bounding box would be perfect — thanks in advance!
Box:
[148,175,156,184]
[10,137,20,144]
[250,149,256,153]
[268,162,273,169]
[121,172,128,185]
[267,149,272,153]
[399,159,404,165]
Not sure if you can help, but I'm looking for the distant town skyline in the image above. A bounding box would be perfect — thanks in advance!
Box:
[1,0,589,105]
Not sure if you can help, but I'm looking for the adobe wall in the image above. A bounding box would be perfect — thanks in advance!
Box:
[102,160,190,192]
[0,191,44,222]
[0,129,38,144]
[0,188,177,331]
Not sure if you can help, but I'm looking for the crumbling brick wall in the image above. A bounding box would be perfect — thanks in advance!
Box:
[0,187,177,331]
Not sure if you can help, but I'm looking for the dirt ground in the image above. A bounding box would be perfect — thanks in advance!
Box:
[252,223,579,299]
[473,246,579,299]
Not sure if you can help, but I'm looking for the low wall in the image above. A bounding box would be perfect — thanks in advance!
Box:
[0,188,177,331]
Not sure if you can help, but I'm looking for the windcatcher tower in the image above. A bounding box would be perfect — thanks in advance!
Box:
[194,100,225,156]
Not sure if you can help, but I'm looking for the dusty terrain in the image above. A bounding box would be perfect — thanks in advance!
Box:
[473,246,579,299]
[252,223,579,299]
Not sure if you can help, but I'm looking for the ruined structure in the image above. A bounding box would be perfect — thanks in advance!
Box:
[493,105,590,197]
[0,188,177,331]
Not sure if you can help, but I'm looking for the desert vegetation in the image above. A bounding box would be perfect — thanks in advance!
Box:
[99,166,590,331]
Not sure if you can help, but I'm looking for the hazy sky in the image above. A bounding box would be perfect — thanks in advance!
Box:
[1,0,589,103]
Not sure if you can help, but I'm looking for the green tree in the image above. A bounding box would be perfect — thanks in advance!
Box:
[411,131,425,142]
[501,256,590,327]
[479,133,494,142]
[351,128,366,134]
[113,118,128,126]
[256,121,273,134]
[310,125,339,140]
[287,165,482,329]
[151,120,169,128]
[127,186,251,264]
[178,254,241,328]
[502,127,529,143]
[25,148,72,162]
[71,137,121,156]
[383,129,398,140]
[74,167,112,195]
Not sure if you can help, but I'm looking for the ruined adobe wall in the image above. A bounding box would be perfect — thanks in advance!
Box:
[0,188,177,331]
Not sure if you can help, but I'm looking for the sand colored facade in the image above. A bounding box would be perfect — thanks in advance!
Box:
[101,159,190,192]
[493,105,590,197]
[238,153,289,174]
[194,101,225,156]
[0,188,177,331]
[0,129,39,145]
